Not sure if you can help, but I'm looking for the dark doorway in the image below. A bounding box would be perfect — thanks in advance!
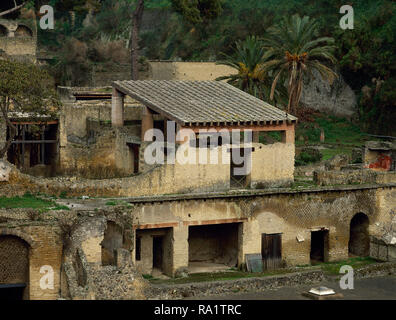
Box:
[349,213,370,256]
[153,236,163,270]
[188,223,239,268]
[262,233,282,270]
[310,230,329,262]
[127,143,139,174]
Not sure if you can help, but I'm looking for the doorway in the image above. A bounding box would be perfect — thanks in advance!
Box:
[153,236,164,270]
[262,233,282,270]
[349,213,370,256]
[310,229,329,263]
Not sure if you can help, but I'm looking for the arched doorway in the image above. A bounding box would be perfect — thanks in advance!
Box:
[0,235,30,300]
[349,213,370,257]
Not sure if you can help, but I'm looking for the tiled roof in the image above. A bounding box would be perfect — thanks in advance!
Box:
[113,80,297,126]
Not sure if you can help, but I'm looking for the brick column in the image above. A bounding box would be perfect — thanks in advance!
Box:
[111,88,124,127]
[141,106,154,141]
[253,132,260,143]
[281,125,295,144]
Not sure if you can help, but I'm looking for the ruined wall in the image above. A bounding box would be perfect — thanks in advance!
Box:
[0,19,36,62]
[4,139,294,197]
[0,215,63,300]
[59,101,142,175]
[314,169,396,186]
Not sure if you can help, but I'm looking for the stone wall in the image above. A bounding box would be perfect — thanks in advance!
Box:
[0,215,63,300]
[314,169,396,186]
[0,19,36,62]
[59,100,142,175]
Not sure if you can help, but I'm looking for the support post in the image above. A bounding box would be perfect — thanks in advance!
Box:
[281,125,295,144]
[111,88,124,127]
[141,106,154,141]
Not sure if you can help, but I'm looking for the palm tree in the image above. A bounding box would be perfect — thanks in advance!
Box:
[262,14,337,115]
[216,36,286,104]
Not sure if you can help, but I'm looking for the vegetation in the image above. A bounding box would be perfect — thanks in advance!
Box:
[0,193,68,211]
[11,0,395,135]
[0,59,60,158]
[262,14,337,114]
[148,257,378,284]
[216,36,285,103]
[311,256,378,275]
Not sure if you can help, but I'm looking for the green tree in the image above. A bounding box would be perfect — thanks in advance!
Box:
[262,14,337,115]
[171,0,223,25]
[0,60,59,158]
[216,36,285,104]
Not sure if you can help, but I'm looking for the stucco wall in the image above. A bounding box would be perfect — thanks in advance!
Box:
[146,61,236,81]
[251,142,294,187]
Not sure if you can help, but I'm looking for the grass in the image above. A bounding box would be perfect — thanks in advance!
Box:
[320,147,353,161]
[0,193,69,211]
[294,114,372,165]
[296,115,366,147]
[105,201,117,206]
[148,257,379,285]
[312,257,378,275]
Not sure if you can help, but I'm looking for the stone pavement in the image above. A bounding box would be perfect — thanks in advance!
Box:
[187,275,396,300]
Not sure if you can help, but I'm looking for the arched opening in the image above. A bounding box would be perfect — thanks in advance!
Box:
[0,25,7,37]
[349,213,370,257]
[0,235,29,300]
[15,25,33,38]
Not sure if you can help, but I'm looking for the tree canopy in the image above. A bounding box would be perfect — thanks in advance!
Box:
[0,60,59,158]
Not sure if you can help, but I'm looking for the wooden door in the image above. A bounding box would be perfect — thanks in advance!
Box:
[262,233,282,270]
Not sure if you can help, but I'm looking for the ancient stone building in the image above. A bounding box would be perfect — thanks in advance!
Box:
[0,79,394,300]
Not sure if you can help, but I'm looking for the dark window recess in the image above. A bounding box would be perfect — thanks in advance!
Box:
[230,147,252,189]
[152,236,163,270]
[135,237,141,261]
[7,123,58,170]
[261,233,282,270]
[310,230,329,262]
[194,134,224,148]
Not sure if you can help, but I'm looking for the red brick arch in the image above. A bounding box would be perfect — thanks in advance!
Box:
[0,228,36,249]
